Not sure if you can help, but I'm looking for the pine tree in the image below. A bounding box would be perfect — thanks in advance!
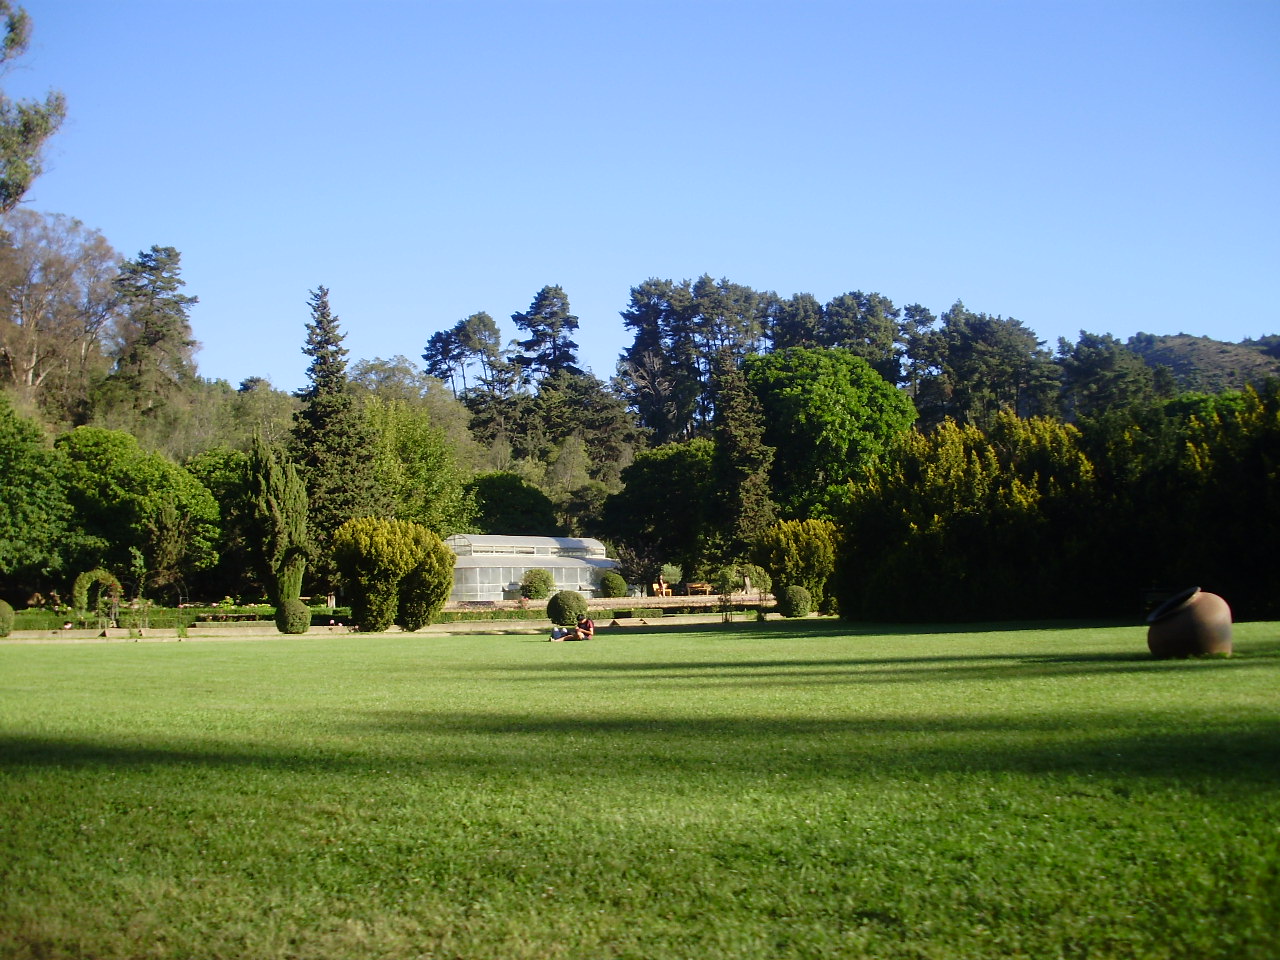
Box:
[109,246,198,415]
[291,286,386,588]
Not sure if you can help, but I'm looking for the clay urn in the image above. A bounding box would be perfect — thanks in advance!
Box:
[1146,587,1233,659]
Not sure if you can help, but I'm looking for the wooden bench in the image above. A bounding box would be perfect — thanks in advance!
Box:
[685,582,714,595]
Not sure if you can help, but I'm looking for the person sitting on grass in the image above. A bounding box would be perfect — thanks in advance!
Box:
[551,614,595,641]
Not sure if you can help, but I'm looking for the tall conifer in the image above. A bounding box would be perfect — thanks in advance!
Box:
[291,286,385,588]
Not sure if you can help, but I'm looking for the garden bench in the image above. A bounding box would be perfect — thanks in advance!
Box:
[685,582,713,595]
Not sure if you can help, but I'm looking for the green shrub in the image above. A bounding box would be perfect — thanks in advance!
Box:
[0,598,13,637]
[275,598,311,635]
[333,518,437,633]
[599,571,627,598]
[521,568,555,600]
[778,584,812,619]
[660,563,683,585]
[396,535,455,632]
[547,590,588,626]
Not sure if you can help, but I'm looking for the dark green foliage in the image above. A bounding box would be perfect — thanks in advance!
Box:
[467,472,558,535]
[521,568,554,600]
[546,589,588,626]
[778,584,811,618]
[292,287,387,589]
[0,597,13,636]
[599,571,627,598]
[247,436,308,607]
[511,285,582,383]
[710,350,776,562]
[601,439,715,580]
[108,246,199,416]
[395,532,454,631]
[274,598,311,635]
[1056,331,1155,420]
[910,301,1060,429]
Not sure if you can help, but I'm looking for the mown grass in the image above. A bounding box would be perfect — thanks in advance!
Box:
[2,619,1277,959]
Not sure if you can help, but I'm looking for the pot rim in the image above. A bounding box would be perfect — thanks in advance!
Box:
[1146,586,1201,624]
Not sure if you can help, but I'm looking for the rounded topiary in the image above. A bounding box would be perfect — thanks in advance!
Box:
[547,590,588,626]
[275,598,311,635]
[599,571,627,598]
[0,598,13,637]
[778,584,812,619]
[521,568,555,600]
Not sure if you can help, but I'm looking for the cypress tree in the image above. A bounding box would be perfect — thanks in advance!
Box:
[247,436,308,615]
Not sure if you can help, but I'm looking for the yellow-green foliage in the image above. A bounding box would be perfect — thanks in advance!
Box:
[838,413,1100,619]
[754,519,836,610]
[333,518,452,632]
[0,598,13,636]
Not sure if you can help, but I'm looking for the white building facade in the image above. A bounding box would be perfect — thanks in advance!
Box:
[444,535,620,603]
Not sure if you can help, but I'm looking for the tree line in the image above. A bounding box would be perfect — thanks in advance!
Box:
[0,0,1275,624]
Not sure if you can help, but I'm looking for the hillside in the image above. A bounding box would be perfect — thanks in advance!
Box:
[1127,332,1280,393]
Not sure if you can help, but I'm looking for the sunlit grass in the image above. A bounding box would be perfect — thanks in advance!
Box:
[2,620,1278,959]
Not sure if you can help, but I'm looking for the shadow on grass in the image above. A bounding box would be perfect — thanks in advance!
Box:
[596,617,1143,639]
[496,646,1278,686]
[3,709,1277,787]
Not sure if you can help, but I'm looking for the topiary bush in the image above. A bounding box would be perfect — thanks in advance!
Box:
[778,584,812,619]
[521,568,555,600]
[0,598,13,637]
[599,571,627,598]
[547,590,588,626]
[275,598,311,635]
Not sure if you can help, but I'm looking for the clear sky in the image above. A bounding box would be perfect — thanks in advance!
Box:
[9,0,1278,393]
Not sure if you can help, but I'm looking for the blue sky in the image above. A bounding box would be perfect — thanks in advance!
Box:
[9,0,1278,393]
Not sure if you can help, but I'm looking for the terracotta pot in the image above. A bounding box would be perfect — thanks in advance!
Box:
[1146,587,1233,658]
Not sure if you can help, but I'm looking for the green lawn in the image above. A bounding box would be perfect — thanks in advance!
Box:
[2,619,1277,959]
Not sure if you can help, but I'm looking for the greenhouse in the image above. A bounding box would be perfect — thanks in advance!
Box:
[444,535,620,603]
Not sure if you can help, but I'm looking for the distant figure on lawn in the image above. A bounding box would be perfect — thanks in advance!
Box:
[550,615,595,641]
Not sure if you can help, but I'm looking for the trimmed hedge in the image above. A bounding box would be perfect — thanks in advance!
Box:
[0,599,13,637]
[276,598,312,634]
[778,585,813,619]
[547,590,588,626]
[599,571,628,598]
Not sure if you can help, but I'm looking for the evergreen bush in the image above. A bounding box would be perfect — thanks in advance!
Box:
[333,518,435,632]
[521,568,554,600]
[396,534,455,632]
[0,598,13,637]
[599,571,627,598]
[547,590,588,626]
[778,584,812,619]
[275,598,311,634]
